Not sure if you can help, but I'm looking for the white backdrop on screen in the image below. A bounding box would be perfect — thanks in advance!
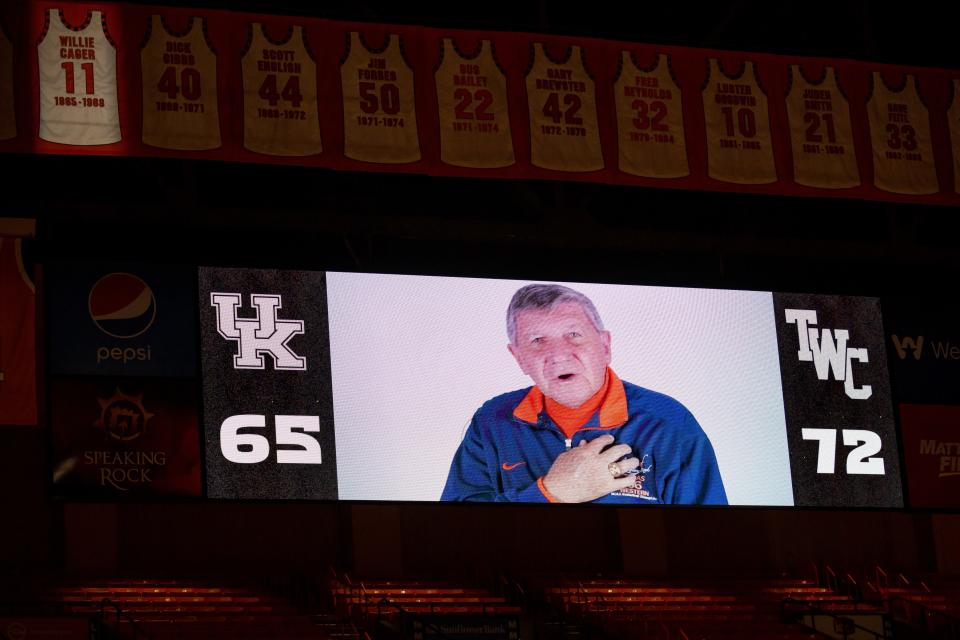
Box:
[326,272,793,505]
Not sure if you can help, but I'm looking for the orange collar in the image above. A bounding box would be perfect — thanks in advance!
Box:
[512,367,629,429]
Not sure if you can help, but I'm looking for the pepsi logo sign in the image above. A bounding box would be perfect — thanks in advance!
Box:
[88,272,157,339]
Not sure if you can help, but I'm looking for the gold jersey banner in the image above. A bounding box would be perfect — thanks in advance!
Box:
[4,1,960,205]
[785,65,860,189]
[141,14,220,151]
[866,73,938,195]
[241,22,322,156]
[949,79,960,195]
[340,30,420,164]
[525,43,603,172]
[435,37,514,169]
[614,52,689,179]
[701,58,777,185]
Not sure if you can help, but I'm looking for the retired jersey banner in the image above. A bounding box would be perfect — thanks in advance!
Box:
[0,236,37,426]
[46,262,196,377]
[2,1,960,206]
[50,376,201,498]
[0,18,16,142]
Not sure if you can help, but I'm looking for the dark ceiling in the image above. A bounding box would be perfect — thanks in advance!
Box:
[118,0,958,69]
[4,0,958,296]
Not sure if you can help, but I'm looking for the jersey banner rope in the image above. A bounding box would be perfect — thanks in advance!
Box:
[2,1,960,205]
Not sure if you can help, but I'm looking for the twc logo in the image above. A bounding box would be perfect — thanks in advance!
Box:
[785,309,872,400]
[211,293,306,371]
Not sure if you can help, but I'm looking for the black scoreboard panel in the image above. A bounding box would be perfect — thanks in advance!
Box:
[198,267,902,508]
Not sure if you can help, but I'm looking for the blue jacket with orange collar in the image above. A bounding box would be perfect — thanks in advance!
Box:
[440,373,727,505]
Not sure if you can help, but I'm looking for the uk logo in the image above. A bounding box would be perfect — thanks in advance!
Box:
[785,309,871,400]
[210,293,306,371]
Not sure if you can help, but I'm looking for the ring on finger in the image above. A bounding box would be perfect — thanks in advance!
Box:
[607,462,622,478]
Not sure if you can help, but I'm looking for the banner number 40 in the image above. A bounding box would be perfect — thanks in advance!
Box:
[801,428,884,475]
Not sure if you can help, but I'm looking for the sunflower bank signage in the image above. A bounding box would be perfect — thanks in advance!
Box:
[198,267,903,508]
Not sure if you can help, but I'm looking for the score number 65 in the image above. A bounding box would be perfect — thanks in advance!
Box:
[801,428,884,475]
[221,414,322,464]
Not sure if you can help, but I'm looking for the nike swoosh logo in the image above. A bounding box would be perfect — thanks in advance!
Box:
[502,462,525,471]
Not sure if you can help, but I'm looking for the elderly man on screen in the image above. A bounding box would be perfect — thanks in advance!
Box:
[441,284,727,504]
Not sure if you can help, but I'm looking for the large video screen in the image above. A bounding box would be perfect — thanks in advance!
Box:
[198,268,903,508]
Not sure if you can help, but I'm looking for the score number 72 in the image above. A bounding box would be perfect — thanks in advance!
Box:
[801,428,885,475]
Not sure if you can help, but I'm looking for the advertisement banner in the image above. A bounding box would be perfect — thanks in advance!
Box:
[899,404,960,509]
[885,297,960,405]
[409,616,520,640]
[0,618,91,640]
[50,376,201,498]
[46,263,196,377]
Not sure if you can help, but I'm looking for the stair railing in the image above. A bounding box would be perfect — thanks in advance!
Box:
[875,565,889,590]
[659,620,679,640]
[844,573,862,602]
[888,595,960,639]
[782,597,888,640]
[99,597,152,640]
[825,565,839,594]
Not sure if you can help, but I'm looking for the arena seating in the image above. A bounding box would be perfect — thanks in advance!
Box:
[329,570,960,639]
[537,574,869,639]
[9,577,333,639]
[873,569,960,615]
[4,570,958,639]
[331,572,866,639]
[869,567,960,637]
[332,576,522,618]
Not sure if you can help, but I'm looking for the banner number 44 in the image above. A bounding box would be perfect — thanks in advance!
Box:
[801,428,884,475]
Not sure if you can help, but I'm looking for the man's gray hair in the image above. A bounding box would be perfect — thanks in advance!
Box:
[506,284,605,345]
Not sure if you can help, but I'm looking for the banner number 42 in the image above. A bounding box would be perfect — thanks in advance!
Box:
[801,428,884,475]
